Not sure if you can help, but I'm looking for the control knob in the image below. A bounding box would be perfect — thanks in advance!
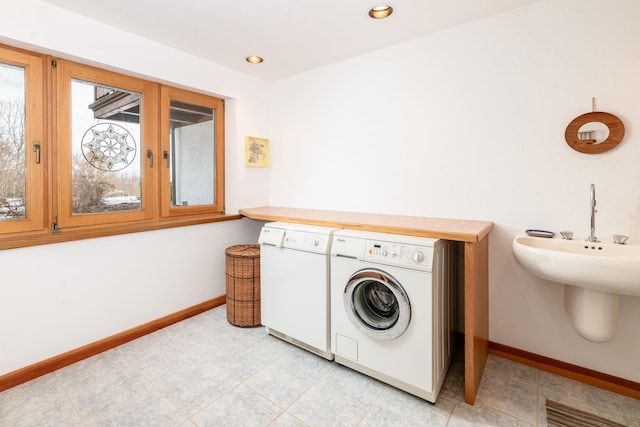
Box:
[412,251,424,263]
[313,239,319,246]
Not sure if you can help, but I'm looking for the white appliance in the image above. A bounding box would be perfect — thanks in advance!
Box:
[258,222,341,360]
[330,229,454,402]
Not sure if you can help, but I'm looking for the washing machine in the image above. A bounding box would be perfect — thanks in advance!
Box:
[330,229,454,402]
[259,222,341,360]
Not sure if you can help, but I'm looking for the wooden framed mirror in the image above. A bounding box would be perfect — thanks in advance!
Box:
[565,111,624,154]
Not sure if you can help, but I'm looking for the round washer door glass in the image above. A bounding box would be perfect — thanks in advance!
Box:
[343,268,411,341]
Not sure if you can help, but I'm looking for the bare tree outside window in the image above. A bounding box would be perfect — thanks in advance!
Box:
[0,61,26,220]
[71,153,141,213]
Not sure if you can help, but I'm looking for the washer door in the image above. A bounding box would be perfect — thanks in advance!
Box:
[343,268,411,341]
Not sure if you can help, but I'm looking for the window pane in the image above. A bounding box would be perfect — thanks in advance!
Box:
[169,99,215,207]
[71,79,142,214]
[0,63,26,220]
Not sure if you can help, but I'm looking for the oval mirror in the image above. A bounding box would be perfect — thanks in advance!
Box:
[577,121,610,144]
[565,112,624,154]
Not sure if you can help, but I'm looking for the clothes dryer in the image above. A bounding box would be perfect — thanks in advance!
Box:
[330,229,454,402]
[259,222,340,360]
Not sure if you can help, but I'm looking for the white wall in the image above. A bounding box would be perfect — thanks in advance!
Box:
[267,0,640,382]
[174,121,215,206]
[0,0,269,376]
[0,220,264,374]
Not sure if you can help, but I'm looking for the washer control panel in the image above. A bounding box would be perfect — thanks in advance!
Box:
[364,240,434,271]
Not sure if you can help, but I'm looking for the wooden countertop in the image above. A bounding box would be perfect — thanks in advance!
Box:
[239,206,493,243]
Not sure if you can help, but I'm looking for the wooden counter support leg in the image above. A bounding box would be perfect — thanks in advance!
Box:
[464,235,489,405]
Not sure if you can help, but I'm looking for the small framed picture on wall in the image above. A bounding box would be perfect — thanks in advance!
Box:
[245,136,270,167]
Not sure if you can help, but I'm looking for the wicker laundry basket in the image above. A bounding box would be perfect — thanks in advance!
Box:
[225,244,261,327]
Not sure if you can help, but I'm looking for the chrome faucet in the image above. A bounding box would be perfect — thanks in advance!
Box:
[587,183,599,242]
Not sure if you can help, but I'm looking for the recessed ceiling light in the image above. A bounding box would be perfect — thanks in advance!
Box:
[245,56,264,64]
[368,4,393,19]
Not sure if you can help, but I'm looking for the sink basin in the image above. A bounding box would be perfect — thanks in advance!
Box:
[512,234,640,297]
[513,233,640,342]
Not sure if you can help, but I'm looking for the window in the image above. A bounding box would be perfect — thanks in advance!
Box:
[55,60,157,229]
[0,44,228,249]
[160,86,224,218]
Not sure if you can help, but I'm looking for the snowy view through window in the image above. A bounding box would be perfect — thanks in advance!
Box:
[0,62,26,220]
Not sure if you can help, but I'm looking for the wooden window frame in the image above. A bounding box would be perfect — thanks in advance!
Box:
[160,86,225,218]
[0,45,46,236]
[0,45,234,251]
[53,60,158,230]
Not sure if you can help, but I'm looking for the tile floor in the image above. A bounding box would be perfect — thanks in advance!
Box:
[1,305,639,426]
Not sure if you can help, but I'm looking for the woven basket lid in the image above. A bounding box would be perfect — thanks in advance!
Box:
[225,244,260,257]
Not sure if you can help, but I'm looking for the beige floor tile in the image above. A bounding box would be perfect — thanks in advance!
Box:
[474,361,539,424]
[191,384,281,426]
[287,377,375,426]
[450,402,535,426]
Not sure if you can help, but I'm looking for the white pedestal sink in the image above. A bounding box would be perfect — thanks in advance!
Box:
[512,234,640,342]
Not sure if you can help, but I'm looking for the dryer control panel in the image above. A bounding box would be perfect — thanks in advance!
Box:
[282,229,333,254]
[260,222,340,255]
[363,240,435,271]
